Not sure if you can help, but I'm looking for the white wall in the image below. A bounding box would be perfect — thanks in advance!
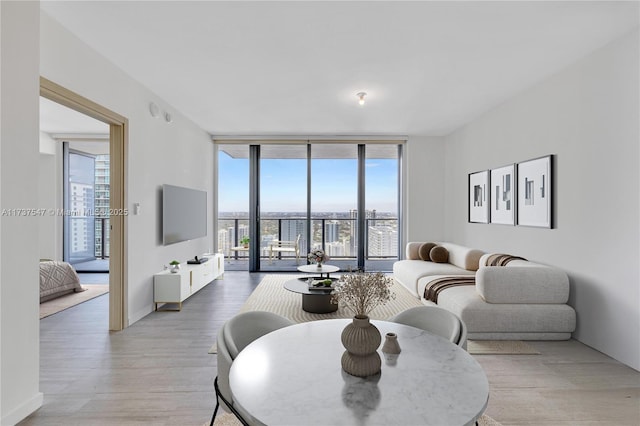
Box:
[443,30,639,370]
[39,12,215,324]
[403,136,446,245]
[1,2,44,424]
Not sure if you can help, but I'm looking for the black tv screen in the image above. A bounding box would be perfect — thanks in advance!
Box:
[162,184,207,245]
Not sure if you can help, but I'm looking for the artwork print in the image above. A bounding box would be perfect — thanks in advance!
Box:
[468,170,489,223]
[490,164,515,225]
[517,155,552,228]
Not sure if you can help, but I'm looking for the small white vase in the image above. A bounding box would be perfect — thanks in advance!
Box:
[169,264,180,273]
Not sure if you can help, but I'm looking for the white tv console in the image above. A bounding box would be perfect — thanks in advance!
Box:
[153,253,224,311]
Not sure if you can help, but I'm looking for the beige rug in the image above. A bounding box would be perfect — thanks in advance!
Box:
[209,274,424,353]
[467,339,540,355]
[39,285,109,319]
[209,411,503,425]
[238,274,423,322]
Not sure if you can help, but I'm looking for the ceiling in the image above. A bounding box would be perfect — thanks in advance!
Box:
[40,1,639,137]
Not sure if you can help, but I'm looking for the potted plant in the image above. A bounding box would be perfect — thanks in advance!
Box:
[169,260,181,273]
[240,236,250,248]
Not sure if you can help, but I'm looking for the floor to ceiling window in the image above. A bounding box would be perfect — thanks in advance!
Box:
[216,140,403,272]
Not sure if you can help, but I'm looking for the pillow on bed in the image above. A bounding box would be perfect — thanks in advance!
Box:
[418,242,437,261]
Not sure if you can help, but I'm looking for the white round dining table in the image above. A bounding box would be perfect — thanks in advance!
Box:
[229,318,489,426]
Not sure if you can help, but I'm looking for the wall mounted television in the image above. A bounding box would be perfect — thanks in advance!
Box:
[162,184,207,245]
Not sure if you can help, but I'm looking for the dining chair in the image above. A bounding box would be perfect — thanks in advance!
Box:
[211,311,294,426]
[390,305,468,349]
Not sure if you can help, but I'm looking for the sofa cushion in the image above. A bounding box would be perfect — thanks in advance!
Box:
[430,246,449,263]
[418,242,437,261]
[435,286,576,334]
[394,261,475,297]
[476,266,570,304]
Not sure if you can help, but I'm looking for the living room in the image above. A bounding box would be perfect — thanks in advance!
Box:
[1,1,638,425]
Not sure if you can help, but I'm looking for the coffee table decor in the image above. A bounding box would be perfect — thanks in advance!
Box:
[308,278,335,291]
[307,249,329,267]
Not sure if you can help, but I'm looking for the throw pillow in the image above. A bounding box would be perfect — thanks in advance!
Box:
[430,245,449,263]
[418,242,437,261]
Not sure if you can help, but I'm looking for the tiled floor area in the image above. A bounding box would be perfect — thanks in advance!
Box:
[22,271,640,425]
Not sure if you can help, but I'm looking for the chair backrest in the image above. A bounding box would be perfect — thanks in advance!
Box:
[390,306,467,348]
[223,311,294,358]
[217,311,294,410]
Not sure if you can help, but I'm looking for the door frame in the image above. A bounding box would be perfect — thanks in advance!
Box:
[40,77,128,331]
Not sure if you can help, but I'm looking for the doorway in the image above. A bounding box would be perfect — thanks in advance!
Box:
[40,77,127,331]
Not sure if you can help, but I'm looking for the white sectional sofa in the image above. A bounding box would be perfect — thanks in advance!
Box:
[393,242,576,340]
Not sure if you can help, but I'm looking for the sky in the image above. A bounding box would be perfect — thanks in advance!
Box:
[218,152,398,213]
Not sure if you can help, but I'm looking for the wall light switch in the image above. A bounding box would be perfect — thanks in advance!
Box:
[134,203,141,215]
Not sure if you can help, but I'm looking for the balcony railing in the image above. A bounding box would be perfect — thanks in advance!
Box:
[218,217,398,261]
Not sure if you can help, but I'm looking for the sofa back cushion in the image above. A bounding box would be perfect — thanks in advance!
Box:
[438,242,484,271]
[406,242,423,260]
[476,266,570,304]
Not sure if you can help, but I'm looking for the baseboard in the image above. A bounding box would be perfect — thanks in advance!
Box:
[2,391,43,426]
[129,304,154,326]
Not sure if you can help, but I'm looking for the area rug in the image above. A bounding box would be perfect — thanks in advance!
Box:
[39,284,109,319]
[209,274,424,354]
[467,339,540,355]
[208,411,503,426]
[238,274,424,323]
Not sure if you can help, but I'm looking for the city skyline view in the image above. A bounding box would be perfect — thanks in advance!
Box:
[217,144,401,264]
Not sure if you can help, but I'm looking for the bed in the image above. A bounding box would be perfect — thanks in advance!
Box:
[39,260,86,303]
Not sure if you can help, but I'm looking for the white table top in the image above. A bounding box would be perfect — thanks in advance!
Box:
[229,319,489,426]
[297,264,340,274]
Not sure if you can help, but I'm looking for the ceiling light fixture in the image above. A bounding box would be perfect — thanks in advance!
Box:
[357,92,367,106]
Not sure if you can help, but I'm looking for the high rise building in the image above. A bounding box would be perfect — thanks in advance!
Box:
[94,155,110,258]
[281,219,306,254]
[348,209,377,256]
[368,225,398,257]
[325,220,340,243]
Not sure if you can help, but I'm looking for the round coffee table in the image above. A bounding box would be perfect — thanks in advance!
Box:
[284,279,338,314]
[297,264,340,278]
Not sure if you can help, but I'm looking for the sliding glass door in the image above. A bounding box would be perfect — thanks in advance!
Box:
[64,147,96,265]
[216,141,402,272]
[310,144,359,269]
[259,145,308,269]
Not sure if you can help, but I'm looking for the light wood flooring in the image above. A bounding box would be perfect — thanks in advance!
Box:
[21,271,640,425]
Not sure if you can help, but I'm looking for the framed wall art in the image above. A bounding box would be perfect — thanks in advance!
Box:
[468,170,489,223]
[517,155,553,228]
[490,164,515,225]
